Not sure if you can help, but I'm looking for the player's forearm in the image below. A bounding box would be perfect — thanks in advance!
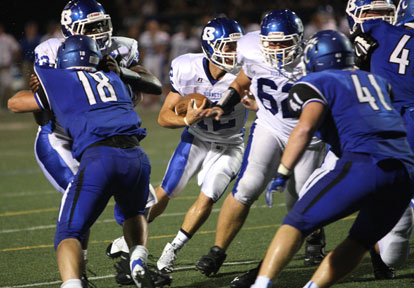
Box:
[127,66,162,95]
[8,90,40,113]
[158,109,187,128]
[281,102,325,170]
[230,69,251,95]
[229,81,244,96]
[216,70,250,113]
[280,123,315,170]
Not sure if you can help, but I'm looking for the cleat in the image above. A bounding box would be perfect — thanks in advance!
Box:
[157,243,178,273]
[113,252,172,287]
[114,252,134,285]
[106,236,129,259]
[304,228,326,266]
[148,265,173,287]
[132,259,155,288]
[195,246,227,276]
[230,262,261,288]
[369,248,396,280]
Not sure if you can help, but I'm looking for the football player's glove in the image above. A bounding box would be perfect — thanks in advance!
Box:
[98,55,120,75]
[265,173,289,208]
[350,26,378,71]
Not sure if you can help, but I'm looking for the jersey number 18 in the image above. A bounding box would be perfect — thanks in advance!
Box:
[77,71,118,105]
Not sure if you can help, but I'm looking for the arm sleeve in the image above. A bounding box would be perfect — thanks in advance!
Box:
[288,83,326,117]
[33,65,51,111]
[34,86,51,111]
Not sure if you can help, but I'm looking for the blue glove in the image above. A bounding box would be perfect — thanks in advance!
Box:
[265,173,289,207]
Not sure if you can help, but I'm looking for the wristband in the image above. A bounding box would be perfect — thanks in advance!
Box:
[216,87,241,114]
[183,117,190,126]
[277,163,292,176]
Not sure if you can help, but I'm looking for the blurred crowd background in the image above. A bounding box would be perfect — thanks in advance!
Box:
[0,0,397,110]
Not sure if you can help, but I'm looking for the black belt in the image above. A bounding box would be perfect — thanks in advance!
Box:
[80,135,140,160]
[89,135,140,149]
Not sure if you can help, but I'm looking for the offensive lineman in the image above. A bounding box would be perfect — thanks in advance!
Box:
[196,10,326,283]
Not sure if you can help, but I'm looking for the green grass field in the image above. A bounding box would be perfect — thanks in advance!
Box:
[0,109,413,288]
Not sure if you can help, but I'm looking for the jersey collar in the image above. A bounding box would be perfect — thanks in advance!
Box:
[203,57,219,85]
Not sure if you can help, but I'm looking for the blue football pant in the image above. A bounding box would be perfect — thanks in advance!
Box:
[35,123,145,225]
[54,145,150,248]
[284,152,413,249]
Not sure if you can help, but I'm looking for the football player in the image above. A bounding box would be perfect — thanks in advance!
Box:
[196,10,326,283]
[343,0,414,280]
[29,0,164,285]
[251,29,414,288]
[9,35,154,288]
[144,17,247,274]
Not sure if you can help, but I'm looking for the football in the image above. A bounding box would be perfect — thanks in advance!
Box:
[174,93,212,116]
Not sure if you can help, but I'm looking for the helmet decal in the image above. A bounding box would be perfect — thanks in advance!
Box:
[201,17,244,74]
[61,0,112,50]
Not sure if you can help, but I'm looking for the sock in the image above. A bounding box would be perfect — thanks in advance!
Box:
[130,245,149,273]
[303,280,320,288]
[171,228,192,249]
[60,279,83,288]
[251,276,272,288]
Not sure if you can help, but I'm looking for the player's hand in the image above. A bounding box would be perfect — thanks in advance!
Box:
[197,106,224,121]
[350,27,378,70]
[185,98,208,125]
[265,173,289,207]
[29,74,40,93]
[353,33,378,57]
[99,55,121,76]
[241,90,257,111]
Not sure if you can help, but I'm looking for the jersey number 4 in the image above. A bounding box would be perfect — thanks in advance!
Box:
[389,35,412,75]
[77,71,118,105]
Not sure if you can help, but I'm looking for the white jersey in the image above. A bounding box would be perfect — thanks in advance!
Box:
[170,53,247,144]
[34,36,139,68]
[34,38,64,67]
[238,31,319,145]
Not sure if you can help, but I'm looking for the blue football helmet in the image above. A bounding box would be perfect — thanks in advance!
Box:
[57,35,102,71]
[395,0,414,28]
[260,9,304,69]
[302,30,355,74]
[201,17,244,74]
[61,0,112,50]
[346,0,396,32]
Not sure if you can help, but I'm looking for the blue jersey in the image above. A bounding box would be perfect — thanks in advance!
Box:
[288,69,414,167]
[34,65,146,159]
[362,20,414,113]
